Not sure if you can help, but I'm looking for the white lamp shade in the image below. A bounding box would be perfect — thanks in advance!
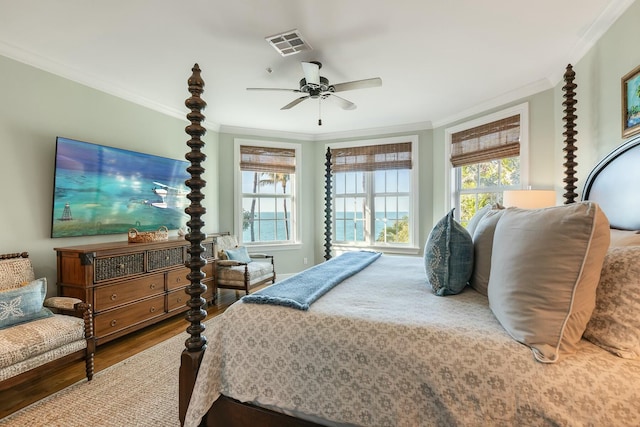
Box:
[503,189,556,209]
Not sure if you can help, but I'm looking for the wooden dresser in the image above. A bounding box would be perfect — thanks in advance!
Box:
[54,236,218,345]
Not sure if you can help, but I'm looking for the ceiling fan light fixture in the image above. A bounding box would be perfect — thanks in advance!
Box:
[247,60,382,123]
[265,29,312,57]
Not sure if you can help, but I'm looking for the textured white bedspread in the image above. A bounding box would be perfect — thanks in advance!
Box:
[185,255,640,426]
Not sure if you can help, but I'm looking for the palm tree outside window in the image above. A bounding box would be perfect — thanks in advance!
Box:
[239,144,297,244]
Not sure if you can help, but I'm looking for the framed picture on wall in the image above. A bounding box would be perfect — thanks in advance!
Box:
[622,64,640,138]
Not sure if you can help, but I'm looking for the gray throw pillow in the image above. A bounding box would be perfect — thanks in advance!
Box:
[424,209,473,296]
[470,209,505,296]
[465,204,491,237]
[488,202,610,363]
[466,203,504,237]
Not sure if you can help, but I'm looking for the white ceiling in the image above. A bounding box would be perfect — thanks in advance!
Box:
[0,0,634,139]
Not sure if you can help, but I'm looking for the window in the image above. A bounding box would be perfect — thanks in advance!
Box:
[330,136,418,250]
[235,140,300,246]
[446,104,529,226]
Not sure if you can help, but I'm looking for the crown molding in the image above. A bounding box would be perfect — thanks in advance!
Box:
[548,0,636,85]
[431,78,552,129]
[310,121,432,141]
[218,125,318,141]
[219,121,433,141]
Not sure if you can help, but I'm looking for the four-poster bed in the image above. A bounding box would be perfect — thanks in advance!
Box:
[178,64,640,426]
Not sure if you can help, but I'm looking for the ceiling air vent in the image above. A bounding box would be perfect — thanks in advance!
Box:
[265,29,312,57]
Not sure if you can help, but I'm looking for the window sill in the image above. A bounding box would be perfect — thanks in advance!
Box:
[332,243,420,256]
[242,242,303,252]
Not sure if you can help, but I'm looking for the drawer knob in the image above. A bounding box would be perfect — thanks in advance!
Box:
[165,256,170,260]
[177,297,183,303]
[150,283,156,289]
[110,293,117,301]
[118,263,125,269]
[150,306,156,313]
[110,320,117,327]
[175,277,182,283]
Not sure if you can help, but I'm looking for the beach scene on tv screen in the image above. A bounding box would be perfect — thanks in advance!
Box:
[51,137,190,238]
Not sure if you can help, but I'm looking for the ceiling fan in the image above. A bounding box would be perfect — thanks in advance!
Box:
[247,61,382,125]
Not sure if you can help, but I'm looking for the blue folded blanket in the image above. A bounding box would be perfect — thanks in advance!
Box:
[241,251,382,310]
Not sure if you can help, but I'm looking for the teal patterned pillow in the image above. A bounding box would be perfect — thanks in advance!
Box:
[225,246,253,263]
[424,209,474,296]
[0,277,53,329]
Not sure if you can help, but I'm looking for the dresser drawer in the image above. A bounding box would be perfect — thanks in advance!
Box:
[167,267,190,290]
[94,295,165,337]
[167,289,189,312]
[94,252,145,282]
[94,273,164,311]
[167,281,214,312]
[167,263,214,291]
[148,246,185,271]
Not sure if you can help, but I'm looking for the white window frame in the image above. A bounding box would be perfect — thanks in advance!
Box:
[444,103,529,218]
[234,138,302,251]
[327,135,420,255]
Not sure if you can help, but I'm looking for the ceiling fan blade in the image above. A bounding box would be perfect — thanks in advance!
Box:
[331,77,382,92]
[247,87,301,92]
[301,61,320,85]
[326,94,357,110]
[281,96,309,110]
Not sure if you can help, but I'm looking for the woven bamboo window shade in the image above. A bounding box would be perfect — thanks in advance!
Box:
[332,142,412,173]
[240,145,296,173]
[450,115,520,167]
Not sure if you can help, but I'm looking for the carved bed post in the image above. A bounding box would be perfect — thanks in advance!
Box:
[78,302,95,381]
[562,64,578,204]
[324,147,332,260]
[180,63,208,424]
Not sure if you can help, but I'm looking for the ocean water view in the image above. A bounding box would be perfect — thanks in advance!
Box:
[242,212,408,243]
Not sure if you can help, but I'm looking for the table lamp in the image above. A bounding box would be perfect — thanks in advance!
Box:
[502,189,556,209]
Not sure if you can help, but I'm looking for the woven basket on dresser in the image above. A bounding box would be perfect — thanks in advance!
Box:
[128,226,169,243]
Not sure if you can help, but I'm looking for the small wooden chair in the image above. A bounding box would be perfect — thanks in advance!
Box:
[215,235,275,295]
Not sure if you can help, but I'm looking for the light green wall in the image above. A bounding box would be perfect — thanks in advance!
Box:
[1,1,637,291]
[0,55,218,295]
[555,0,640,194]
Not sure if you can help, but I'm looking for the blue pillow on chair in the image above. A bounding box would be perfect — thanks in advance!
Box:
[424,209,474,296]
[225,246,253,263]
[0,277,53,329]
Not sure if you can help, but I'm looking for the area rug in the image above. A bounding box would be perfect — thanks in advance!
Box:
[0,321,210,427]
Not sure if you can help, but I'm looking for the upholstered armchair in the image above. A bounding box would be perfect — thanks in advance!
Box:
[0,252,94,391]
[215,235,276,295]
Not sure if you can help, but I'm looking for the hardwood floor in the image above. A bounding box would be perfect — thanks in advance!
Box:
[0,288,244,419]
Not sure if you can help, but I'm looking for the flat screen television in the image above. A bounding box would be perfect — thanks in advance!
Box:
[51,136,190,238]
